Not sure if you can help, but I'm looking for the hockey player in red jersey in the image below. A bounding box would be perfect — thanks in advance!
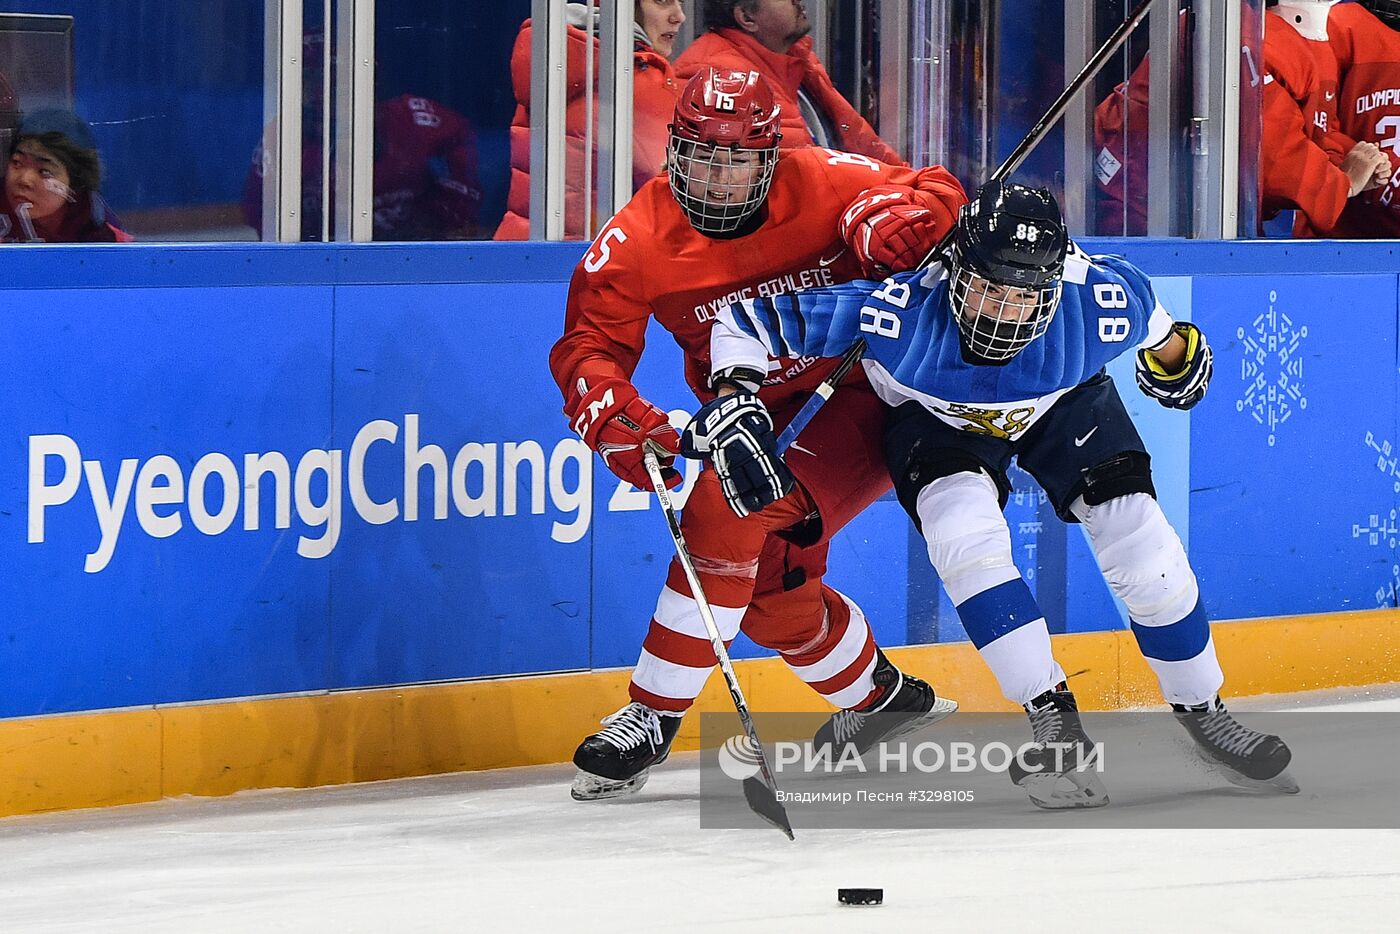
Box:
[552,67,968,799]
[1307,0,1400,236]
[1263,0,1391,233]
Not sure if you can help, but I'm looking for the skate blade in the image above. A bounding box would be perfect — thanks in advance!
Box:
[855,696,961,756]
[570,767,652,801]
[1193,750,1301,795]
[885,696,960,743]
[1022,769,1110,810]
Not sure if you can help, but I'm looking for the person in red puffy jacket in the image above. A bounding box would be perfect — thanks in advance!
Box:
[494,1,688,241]
[674,0,903,165]
[2,108,131,244]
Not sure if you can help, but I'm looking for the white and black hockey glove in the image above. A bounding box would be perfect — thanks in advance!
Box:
[681,390,795,518]
[1136,321,1213,411]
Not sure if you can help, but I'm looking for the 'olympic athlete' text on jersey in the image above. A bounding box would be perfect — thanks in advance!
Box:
[711,243,1174,441]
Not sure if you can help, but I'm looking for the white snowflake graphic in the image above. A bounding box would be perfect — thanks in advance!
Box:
[1364,431,1400,493]
[1357,433,1400,607]
[1236,290,1307,446]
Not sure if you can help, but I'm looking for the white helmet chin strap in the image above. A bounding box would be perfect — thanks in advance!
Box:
[1273,0,1338,41]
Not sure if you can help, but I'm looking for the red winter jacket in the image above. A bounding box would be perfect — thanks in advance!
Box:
[674,28,904,166]
[494,18,681,241]
[1093,52,1151,236]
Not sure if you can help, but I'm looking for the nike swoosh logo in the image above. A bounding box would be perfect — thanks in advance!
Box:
[1074,427,1099,447]
[1325,92,1335,101]
[818,250,846,267]
[788,442,816,457]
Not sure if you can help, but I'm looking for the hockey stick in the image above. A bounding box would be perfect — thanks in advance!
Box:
[774,0,1159,448]
[774,336,868,454]
[642,447,796,840]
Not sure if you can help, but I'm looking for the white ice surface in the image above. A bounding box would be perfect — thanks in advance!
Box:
[2,687,1398,934]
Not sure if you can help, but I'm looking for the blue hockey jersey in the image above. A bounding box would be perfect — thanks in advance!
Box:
[711,243,1174,440]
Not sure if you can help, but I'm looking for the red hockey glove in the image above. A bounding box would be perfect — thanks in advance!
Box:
[839,185,943,277]
[567,376,682,490]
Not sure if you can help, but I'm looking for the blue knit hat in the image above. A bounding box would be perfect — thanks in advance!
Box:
[16,107,97,152]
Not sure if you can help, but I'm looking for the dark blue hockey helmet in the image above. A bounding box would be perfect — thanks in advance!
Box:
[948,181,1068,362]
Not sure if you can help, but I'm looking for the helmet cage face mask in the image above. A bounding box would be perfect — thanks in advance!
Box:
[948,241,1063,363]
[667,136,778,233]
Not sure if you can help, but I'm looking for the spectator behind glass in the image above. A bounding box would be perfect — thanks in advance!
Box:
[494,0,687,241]
[2,108,131,243]
[1261,0,1390,234]
[243,32,485,241]
[676,0,904,165]
[1093,0,1391,236]
[1304,0,1400,236]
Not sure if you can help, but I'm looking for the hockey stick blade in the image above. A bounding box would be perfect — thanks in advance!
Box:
[742,774,795,840]
[642,448,796,840]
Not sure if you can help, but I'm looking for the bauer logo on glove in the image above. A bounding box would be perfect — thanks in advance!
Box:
[681,390,795,517]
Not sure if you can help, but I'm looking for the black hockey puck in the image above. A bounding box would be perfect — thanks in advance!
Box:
[837,888,883,906]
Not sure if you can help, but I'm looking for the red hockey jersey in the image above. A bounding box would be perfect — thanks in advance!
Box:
[550,147,965,420]
[1262,11,1356,231]
[1313,1,1400,237]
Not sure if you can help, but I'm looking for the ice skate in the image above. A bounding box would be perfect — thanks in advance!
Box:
[812,650,958,758]
[1008,683,1110,810]
[1172,696,1299,794]
[571,702,683,801]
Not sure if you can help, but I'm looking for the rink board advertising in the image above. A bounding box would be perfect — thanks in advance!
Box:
[2,241,1399,719]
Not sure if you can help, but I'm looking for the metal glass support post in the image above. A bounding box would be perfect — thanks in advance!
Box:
[598,0,635,228]
[1062,3,1096,233]
[262,0,302,242]
[878,0,911,158]
[909,0,950,171]
[1193,0,1241,239]
[530,0,567,240]
[808,0,829,66]
[334,0,375,241]
[1147,1,1182,234]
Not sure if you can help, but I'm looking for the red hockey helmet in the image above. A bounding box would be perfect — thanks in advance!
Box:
[668,67,782,234]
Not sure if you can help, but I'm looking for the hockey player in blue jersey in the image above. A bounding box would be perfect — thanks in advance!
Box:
[681,180,1296,808]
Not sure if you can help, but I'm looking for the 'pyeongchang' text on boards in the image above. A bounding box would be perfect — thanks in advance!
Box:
[27,413,698,573]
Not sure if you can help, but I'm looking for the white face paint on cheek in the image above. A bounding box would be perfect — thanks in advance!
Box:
[42,176,77,203]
